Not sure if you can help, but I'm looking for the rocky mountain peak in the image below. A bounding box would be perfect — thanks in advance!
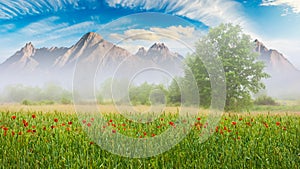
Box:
[149,43,169,51]
[135,47,147,57]
[75,32,103,48]
[254,39,269,54]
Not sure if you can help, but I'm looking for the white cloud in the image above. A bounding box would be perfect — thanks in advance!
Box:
[0,0,79,20]
[261,0,300,14]
[105,0,249,28]
[109,25,202,41]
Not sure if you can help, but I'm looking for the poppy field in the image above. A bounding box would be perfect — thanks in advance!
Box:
[0,109,299,168]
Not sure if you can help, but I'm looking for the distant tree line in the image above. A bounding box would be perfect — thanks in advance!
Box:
[0,83,72,105]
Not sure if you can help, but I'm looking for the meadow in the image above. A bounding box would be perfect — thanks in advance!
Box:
[0,104,299,168]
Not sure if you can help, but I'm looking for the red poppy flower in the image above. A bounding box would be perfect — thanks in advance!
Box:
[32,126,36,129]
[43,126,46,130]
[32,114,36,119]
[90,142,94,145]
[51,125,55,129]
[32,130,36,133]
[232,121,237,125]
[112,130,116,133]
[61,123,66,126]
[24,122,28,127]
[18,132,22,135]
[264,124,269,128]
[12,131,15,136]
[169,122,175,126]
[122,123,126,127]
[3,127,8,131]
[82,120,87,124]
[27,129,32,133]
[239,118,243,121]
[215,126,219,132]
[91,118,94,122]
[109,119,113,123]
[54,118,58,122]
[143,132,147,136]
[66,127,71,131]
[197,117,201,121]
[151,133,156,137]
[11,116,16,120]
[68,121,72,125]
[276,122,280,126]
[87,123,91,127]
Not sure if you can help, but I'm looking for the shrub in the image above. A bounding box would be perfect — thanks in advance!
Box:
[254,95,278,105]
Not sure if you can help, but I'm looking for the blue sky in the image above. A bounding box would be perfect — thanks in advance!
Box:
[0,0,299,68]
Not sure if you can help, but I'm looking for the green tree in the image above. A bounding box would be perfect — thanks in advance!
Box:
[186,23,269,111]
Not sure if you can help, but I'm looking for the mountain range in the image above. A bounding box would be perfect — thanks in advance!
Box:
[0,32,299,98]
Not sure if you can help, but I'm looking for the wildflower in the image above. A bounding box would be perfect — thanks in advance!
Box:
[143,132,147,136]
[43,126,46,130]
[51,125,55,129]
[169,122,175,126]
[109,119,113,123]
[11,116,16,120]
[87,123,92,127]
[151,133,156,137]
[12,131,15,136]
[82,120,87,124]
[61,123,66,126]
[276,122,280,126]
[197,117,201,121]
[68,121,72,125]
[215,126,219,132]
[32,114,36,119]
[90,142,94,145]
[232,121,237,125]
[66,127,71,131]
[54,118,58,123]
[18,132,22,135]
[112,130,116,133]
[239,118,243,121]
[3,127,8,131]
[27,129,32,133]
[32,130,36,133]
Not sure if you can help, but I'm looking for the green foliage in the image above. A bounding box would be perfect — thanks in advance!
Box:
[254,95,278,106]
[60,97,72,105]
[21,99,31,105]
[185,23,269,111]
[129,83,167,105]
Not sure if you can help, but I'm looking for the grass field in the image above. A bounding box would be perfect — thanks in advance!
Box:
[0,104,299,168]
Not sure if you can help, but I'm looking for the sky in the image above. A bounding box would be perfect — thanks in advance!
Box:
[0,0,299,68]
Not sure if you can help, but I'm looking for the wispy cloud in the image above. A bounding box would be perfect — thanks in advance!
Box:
[261,0,300,14]
[105,0,248,28]
[0,0,80,20]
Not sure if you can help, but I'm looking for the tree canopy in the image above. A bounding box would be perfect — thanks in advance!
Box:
[185,23,269,111]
